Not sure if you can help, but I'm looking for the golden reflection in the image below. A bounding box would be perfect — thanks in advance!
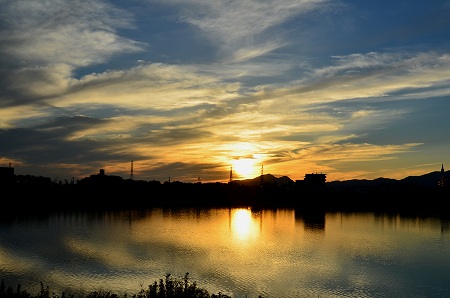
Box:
[230,208,259,243]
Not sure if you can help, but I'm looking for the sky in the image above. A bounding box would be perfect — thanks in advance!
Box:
[1,0,450,183]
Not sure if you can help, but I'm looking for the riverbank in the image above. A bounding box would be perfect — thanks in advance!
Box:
[0,274,237,298]
[3,179,450,218]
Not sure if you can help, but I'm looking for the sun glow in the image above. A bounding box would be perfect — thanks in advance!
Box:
[232,158,259,179]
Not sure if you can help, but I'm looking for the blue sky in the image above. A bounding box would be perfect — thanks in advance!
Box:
[1,0,450,183]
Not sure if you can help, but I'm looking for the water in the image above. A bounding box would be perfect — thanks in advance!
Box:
[1,208,450,298]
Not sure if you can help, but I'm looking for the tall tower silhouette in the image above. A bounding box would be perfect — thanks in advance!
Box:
[438,163,445,187]
[260,163,264,187]
[229,166,233,182]
[130,160,134,180]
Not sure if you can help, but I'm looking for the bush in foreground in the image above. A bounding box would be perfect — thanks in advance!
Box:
[0,274,247,298]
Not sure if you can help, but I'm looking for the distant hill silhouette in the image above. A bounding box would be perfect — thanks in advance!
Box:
[400,170,449,187]
[229,168,449,192]
[233,174,293,187]
[325,170,449,189]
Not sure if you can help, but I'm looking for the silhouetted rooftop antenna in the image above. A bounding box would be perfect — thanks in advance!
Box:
[130,160,134,180]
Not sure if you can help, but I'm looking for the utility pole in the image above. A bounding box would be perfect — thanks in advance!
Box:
[130,160,134,180]
[229,166,233,182]
[260,163,264,187]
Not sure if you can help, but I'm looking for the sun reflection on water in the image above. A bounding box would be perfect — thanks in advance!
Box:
[230,208,260,244]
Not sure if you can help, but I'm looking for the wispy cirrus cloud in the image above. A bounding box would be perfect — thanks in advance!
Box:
[161,0,333,62]
[0,0,145,107]
[0,0,143,66]
[1,0,450,182]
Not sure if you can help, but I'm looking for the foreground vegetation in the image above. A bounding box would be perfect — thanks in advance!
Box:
[0,274,253,298]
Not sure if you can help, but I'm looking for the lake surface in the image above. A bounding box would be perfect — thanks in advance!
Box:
[1,208,450,298]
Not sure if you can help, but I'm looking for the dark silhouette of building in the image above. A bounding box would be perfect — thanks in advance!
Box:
[78,168,125,185]
[304,172,326,191]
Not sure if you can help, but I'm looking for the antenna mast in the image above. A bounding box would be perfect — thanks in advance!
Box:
[229,166,233,182]
[130,160,134,180]
[260,163,264,187]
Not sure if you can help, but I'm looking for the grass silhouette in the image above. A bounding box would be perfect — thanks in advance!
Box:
[0,273,249,298]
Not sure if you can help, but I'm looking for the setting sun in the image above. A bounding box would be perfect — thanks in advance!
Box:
[232,158,259,179]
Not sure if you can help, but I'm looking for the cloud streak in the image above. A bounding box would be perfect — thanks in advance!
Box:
[168,0,332,62]
[1,0,450,182]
